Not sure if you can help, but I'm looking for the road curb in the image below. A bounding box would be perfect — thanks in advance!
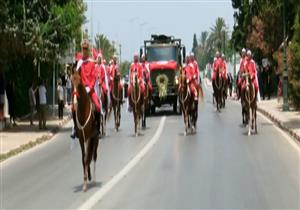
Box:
[0,114,72,162]
[257,106,300,143]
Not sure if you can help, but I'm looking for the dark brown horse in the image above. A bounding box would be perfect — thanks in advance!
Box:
[241,73,257,135]
[179,74,202,136]
[109,73,122,131]
[213,67,224,112]
[72,70,99,192]
[129,71,144,137]
[98,83,108,137]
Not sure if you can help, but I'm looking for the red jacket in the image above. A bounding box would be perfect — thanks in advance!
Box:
[192,60,199,81]
[239,57,246,74]
[141,62,150,81]
[245,58,256,80]
[79,59,96,90]
[184,63,194,82]
[130,62,143,82]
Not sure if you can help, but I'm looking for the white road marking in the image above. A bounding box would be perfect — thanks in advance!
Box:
[257,111,300,152]
[231,99,300,152]
[77,116,167,210]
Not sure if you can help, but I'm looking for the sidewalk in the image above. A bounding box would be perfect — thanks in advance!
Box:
[204,78,300,143]
[0,105,72,159]
[257,99,300,142]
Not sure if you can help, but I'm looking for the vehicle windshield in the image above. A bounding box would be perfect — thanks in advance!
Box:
[147,46,177,62]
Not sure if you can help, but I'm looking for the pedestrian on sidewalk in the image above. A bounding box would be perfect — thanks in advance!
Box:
[38,79,47,130]
[57,79,64,119]
[28,82,37,125]
[6,80,17,126]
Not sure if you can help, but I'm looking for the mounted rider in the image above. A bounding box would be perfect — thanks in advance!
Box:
[128,53,145,101]
[71,39,101,138]
[237,48,247,99]
[190,52,200,85]
[140,54,153,97]
[95,52,108,98]
[242,50,259,94]
[221,53,227,81]
[212,51,223,81]
[183,55,198,101]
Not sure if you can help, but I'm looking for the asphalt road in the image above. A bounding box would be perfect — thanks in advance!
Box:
[1,85,299,209]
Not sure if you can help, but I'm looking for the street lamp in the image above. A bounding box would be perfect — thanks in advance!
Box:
[282,0,289,111]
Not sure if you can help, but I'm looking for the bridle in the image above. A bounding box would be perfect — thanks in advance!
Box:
[73,87,92,142]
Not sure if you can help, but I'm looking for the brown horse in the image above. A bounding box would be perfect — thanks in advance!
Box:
[212,67,224,112]
[129,71,144,137]
[98,83,108,137]
[179,74,202,136]
[72,70,99,192]
[109,73,122,131]
[241,73,257,135]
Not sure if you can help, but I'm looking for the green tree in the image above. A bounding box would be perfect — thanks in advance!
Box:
[94,33,117,62]
[290,5,300,107]
[192,33,198,55]
[209,17,228,53]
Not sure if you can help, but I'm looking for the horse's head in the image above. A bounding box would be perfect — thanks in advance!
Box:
[132,70,139,85]
[71,69,82,108]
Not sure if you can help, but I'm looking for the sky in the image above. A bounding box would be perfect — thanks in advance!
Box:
[83,0,235,61]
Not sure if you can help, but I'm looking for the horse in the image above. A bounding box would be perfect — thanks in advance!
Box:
[109,71,123,131]
[241,72,257,135]
[179,74,202,136]
[98,83,109,137]
[212,67,224,112]
[129,71,144,137]
[71,70,99,192]
[236,71,248,125]
[141,72,150,129]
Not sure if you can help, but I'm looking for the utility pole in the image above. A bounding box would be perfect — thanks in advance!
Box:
[282,0,289,111]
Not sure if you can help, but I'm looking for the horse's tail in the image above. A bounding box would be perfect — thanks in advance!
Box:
[198,85,204,102]
[107,105,112,122]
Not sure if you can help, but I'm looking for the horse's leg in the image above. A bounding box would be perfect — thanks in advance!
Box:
[92,136,99,184]
[79,137,87,192]
[184,110,188,136]
[83,141,88,192]
[255,104,257,134]
[248,105,251,136]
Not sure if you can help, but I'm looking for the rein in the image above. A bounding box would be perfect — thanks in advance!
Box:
[74,87,93,142]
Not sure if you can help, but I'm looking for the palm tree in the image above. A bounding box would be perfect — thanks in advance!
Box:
[94,34,116,61]
[209,17,228,53]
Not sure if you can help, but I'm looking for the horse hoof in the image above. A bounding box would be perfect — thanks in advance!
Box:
[83,183,87,192]
[248,131,251,136]
[184,132,187,136]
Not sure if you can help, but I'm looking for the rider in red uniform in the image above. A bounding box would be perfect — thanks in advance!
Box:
[96,53,108,96]
[221,54,227,81]
[190,52,200,85]
[183,55,198,101]
[242,50,259,94]
[141,54,153,96]
[237,48,247,99]
[71,39,100,138]
[128,53,145,100]
[212,51,223,81]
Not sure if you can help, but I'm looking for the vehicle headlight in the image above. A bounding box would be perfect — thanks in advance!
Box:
[175,76,179,85]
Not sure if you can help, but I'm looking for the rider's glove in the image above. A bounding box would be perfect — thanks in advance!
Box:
[85,86,91,93]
